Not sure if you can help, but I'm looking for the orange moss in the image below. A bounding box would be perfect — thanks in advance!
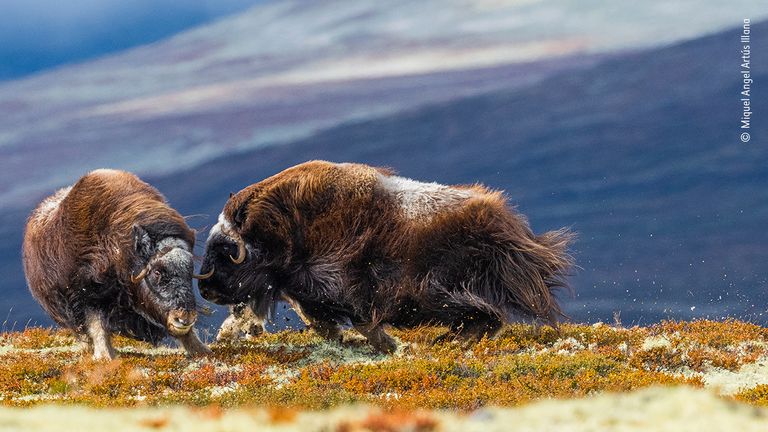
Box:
[193,404,224,420]
[267,406,298,423]
[629,346,685,372]
[6,327,75,349]
[338,411,439,432]
[0,320,761,410]
[734,384,768,406]
[652,319,768,349]
[137,416,169,429]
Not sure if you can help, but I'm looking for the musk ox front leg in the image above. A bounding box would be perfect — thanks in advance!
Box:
[282,296,342,343]
[176,330,212,357]
[85,309,116,360]
[354,323,398,354]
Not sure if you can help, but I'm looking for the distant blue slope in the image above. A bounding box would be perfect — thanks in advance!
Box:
[0,0,263,81]
[152,21,767,325]
[1,21,765,328]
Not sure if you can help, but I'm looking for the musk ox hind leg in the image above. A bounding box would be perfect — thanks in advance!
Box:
[282,296,343,343]
[354,323,398,354]
[433,315,503,345]
[84,309,116,361]
[310,319,343,343]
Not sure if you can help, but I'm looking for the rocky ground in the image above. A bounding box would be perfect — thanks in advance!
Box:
[1,320,768,430]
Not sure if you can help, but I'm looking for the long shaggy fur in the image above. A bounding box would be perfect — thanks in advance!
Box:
[200,161,574,350]
[22,169,196,343]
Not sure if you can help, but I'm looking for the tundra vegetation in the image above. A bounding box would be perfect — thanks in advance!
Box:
[1,320,768,411]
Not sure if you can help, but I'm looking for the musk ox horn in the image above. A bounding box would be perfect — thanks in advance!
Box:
[130,265,150,284]
[193,266,215,280]
[229,239,246,264]
[197,305,215,316]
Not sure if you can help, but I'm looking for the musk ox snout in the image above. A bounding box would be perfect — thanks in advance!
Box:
[196,258,222,303]
[197,229,254,305]
[167,309,198,336]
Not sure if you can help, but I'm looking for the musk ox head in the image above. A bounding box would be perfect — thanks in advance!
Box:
[198,201,279,319]
[197,213,262,303]
[131,224,210,336]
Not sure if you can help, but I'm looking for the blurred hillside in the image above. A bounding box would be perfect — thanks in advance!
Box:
[0,0,265,80]
[2,0,763,213]
[151,21,768,325]
[0,2,764,327]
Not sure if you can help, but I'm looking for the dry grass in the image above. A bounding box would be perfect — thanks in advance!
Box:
[1,320,767,409]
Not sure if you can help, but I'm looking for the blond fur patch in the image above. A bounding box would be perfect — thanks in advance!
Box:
[377,174,473,220]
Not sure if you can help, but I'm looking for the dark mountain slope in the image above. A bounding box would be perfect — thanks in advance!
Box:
[153,21,768,324]
[2,22,765,326]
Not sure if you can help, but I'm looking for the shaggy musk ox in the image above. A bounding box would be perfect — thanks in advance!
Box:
[23,169,212,359]
[199,161,573,352]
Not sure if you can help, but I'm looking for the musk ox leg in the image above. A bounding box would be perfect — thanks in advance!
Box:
[176,330,212,357]
[456,317,503,342]
[281,295,342,342]
[354,323,398,354]
[85,309,115,360]
[216,303,265,342]
[310,320,342,343]
[109,308,167,345]
[76,333,93,354]
[433,316,503,345]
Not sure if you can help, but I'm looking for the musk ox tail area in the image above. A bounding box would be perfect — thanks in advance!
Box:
[416,194,574,329]
[502,226,575,324]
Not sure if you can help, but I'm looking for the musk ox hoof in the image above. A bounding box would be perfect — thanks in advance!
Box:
[371,336,399,354]
[355,324,399,354]
[431,332,455,346]
[309,321,342,343]
[91,346,116,361]
[185,343,213,358]
[178,331,213,357]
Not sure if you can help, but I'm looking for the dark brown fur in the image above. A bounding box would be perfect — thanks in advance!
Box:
[23,170,204,355]
[200,161,573,352]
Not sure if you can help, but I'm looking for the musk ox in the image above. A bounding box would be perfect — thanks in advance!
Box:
[199,161,573,353]
[22,169,212,359]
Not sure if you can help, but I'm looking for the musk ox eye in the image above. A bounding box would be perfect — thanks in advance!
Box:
[151,269,162,281]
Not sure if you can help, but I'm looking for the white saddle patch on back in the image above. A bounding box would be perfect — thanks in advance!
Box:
[377,174,473,220]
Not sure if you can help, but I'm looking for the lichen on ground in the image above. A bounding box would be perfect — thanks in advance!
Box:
[1,319,768,411]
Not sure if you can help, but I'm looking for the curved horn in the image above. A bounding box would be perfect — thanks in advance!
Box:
[229,238,246,264]
[130,266,150,284]
[193,266,215,280]
[197,305,215,316]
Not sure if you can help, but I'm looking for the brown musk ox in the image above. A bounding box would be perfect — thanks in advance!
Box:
[22,169,212,360]
[198,161,574,353]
